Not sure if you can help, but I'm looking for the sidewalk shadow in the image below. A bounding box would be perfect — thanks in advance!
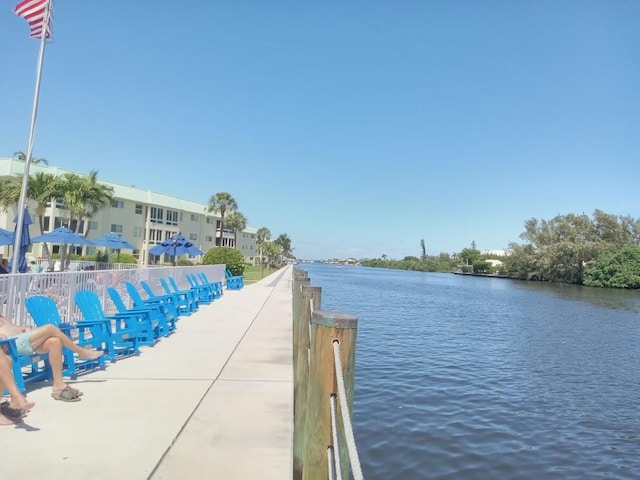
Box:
[24,378,108,395]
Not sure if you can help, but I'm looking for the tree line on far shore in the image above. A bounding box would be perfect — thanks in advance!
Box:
[360,209,640,289]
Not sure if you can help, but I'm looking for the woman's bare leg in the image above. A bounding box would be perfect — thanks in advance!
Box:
[28,325,102,360]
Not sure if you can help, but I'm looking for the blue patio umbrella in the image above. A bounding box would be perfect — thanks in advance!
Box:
[31,227,95,246]
[92,232,136,250]
[92,232,136,261]
[10,208,32,273]
[31,227,95,271]
[0,227,14,246]
[149,234,203,265]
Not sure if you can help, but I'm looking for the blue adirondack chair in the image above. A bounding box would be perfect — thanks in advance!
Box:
[25,295,107,376]
[74,290,141,360]
[125,282,179,323]
[186,274,212,298]
[181,275,213,304]
[225,269,244,290]
[107,287,173,339]
[0,336,48,394]
[199,273,223,298]
[140,280,190,317]
[160,278,198,312]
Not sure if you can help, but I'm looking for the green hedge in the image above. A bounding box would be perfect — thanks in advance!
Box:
[202,247,245,276]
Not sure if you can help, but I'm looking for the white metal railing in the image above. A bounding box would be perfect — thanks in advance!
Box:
[0,264,226,326]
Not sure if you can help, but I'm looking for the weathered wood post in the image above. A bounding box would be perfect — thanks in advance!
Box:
[303,310,358,480]
[292,269,310,479]
[293,285,322,480]
[292,269,309,374]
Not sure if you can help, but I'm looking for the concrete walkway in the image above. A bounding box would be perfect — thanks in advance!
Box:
[0,265,294,480]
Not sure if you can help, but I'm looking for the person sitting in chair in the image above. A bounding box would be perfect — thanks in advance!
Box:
[0,314,103,402]
[0,348,35,425]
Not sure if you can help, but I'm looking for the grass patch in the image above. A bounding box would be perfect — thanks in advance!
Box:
[243,264,281,284]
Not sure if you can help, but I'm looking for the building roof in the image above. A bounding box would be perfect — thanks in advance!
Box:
[0,157,257,223]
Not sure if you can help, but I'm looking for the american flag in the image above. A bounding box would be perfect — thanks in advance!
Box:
[14,0,52,39]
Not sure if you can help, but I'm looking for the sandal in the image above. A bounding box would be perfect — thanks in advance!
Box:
[67,386,84,397]
[51,386,81,402]
[0,401,29,418]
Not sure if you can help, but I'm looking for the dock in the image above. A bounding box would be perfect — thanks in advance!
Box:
[0,265,294,480]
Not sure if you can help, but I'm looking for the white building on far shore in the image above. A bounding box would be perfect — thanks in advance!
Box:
[482,249,509,256]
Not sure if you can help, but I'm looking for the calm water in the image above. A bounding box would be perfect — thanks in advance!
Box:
[300,263,640,480]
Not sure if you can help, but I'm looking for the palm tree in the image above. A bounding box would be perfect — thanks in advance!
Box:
[225,211,247,250]
[60,171,113,235]
[256,227,271,265]
[0,176,21,211]
[78,171,114,236]
[207,192,238,248]
[13,150,49,166]
[58,171,113,265]
[27,172,62,264]
[263,241,280,268]
[0,172,61,266]
[274,233,293,263]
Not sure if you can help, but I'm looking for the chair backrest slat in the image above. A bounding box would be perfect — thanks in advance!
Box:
[75,290,108,321]
[25,295,64,326]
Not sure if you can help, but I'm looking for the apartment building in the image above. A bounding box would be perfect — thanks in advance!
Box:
[0,158,257,265]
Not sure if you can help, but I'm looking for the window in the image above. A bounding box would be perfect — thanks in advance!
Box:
[46,198,65,209]
[205,235,213,242]
[189,233,197,241]
[111,200,124,209]
[69,219,84,232]
[150,229,164,242]
[110,224,123,233]
[190,214,198,222]
[206,217,214,224]
[89,221,98,231]
[43,217,50,231]
[135,204,143,214]
[166,209,179,226]
[150,207,163,223]
[133,226,143,238]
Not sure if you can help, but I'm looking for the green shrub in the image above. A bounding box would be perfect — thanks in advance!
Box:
[583,246,640,288]
[202,247,245,275]
[114,253,137,264]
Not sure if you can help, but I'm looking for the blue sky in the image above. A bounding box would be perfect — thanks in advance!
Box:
[1,1,638,260]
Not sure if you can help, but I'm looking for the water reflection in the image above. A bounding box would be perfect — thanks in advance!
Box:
[510,278,640,313]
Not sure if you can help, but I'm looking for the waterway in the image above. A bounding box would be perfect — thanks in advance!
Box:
[300,263,640,479]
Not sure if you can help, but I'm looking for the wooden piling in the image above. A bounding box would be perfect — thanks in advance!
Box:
[302,310,358,480]
[293,285,322,480]
[292,271,310,479]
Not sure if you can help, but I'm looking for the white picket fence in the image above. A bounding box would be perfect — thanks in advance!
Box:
[0,264,226,327]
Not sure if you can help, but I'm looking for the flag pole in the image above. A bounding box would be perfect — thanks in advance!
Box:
[11,0,53,274]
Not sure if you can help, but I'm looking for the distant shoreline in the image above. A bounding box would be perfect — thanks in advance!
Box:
[452,271,511,279]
